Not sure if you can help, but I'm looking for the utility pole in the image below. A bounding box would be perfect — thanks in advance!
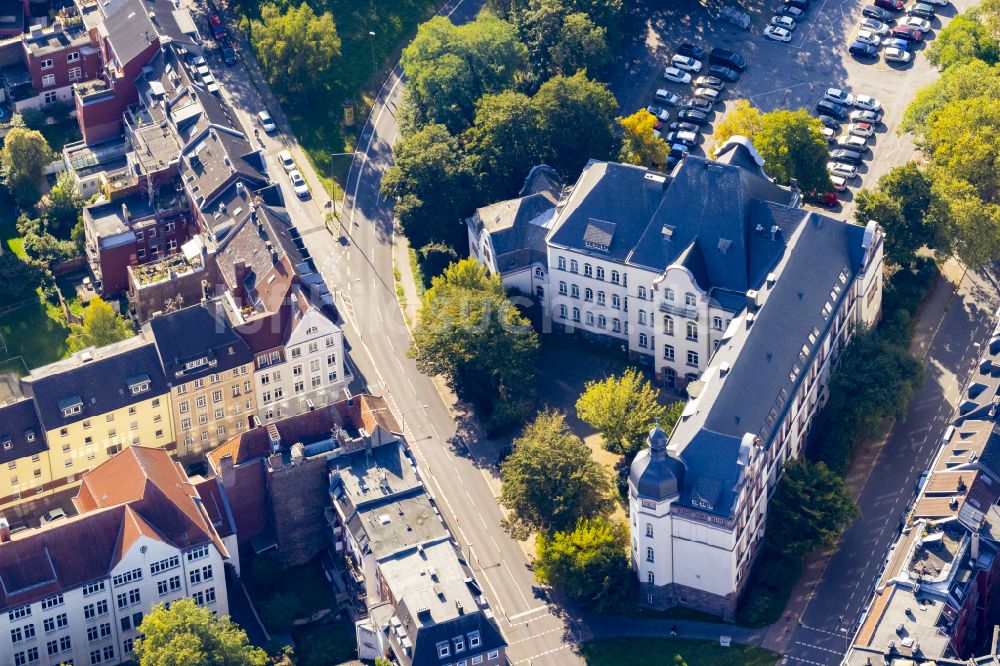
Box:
[368,31,377,82]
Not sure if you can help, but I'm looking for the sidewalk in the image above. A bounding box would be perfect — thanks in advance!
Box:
[761,262,964,655]
[583,614,768,646]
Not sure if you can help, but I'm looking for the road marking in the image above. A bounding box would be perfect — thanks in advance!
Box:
[795,641,843,656]
[512,643,574,664]
[785,657,828,666]
[799,624,843,638]
[507,606,551,623]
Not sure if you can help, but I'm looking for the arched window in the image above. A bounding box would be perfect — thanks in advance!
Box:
[557,257,566,270]
[686,321,698,341]
[663,315,674,336]
[571,285,580,298]
[584,264,593,277]
[584,288,593,302]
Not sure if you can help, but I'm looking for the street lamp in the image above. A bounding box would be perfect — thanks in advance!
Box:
[368,31,377,82]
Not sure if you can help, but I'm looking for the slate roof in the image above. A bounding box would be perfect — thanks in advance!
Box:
[976,425,1000,481]
[101,0,157,66]
[180,125,267,212]
[22,340,169,432]
[145,300,253,384]
[0,399,47,465]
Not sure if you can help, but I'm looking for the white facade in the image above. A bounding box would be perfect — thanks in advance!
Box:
[255,305,349,424]
[0,537,227,666]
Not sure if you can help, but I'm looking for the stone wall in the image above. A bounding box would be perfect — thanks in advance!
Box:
[266,451,330,567]
[638,581,736,622]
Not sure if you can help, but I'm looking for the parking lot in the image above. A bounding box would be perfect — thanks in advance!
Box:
[615,0,975,212]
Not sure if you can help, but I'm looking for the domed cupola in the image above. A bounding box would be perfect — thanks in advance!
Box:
[629,423,685,501]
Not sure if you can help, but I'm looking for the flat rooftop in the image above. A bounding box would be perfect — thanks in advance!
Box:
[349,493,449,561]
[379,538,478,626]
[24,23,91,57]
[851,583,954,662]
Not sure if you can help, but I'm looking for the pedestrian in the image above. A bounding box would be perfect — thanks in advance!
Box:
[670,624,677,636]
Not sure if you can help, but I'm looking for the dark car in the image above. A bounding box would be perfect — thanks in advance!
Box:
[849,40,879,57]
[908,1,936,17]
[707,64,741,81]
[862,4,894,19]
[782,0,810,9]
[676,42,708,60]
[677,109,710,124]
[709,47,747,71]
[891,24,924,40]
[885,37,910,50]
[830,148,865,164]
[682,98,714,113]
[208,13,226,40]
[669,121,700,133]
[818,114,840,129]
[816,100,846,119]
[221,45,237,66]
[874,0,904,10]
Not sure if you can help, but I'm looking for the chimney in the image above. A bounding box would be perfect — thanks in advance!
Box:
[0,518,9,543]
[268,452,283,471]
[233,261,249,295]
[266,423,281,452]
[290,442,304,463]
[789,177,799,192]
[972,531,981,562]
[219,454,235,488]
[769,225,780,241]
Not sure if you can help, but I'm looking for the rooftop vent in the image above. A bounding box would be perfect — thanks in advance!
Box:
[661,225,675,239]
[719,362,731,377]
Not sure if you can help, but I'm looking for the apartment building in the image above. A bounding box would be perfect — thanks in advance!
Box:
[469,138,884,619]
[20,19,101,108]
[0,397,48,514]
[13,338,174,512]
[144,300,254,460]
[0,446,232,666]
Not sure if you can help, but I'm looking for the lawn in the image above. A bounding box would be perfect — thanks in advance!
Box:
[290,617,357,666]
[242,0,437,195]
[245,554,333,632]
[0,298,70,374]
[0,189,25,259]
[581,638,780,666]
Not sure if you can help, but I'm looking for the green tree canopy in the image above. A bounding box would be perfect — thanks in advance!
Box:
[0,127,53,207]
[499,409,614,538]
[507,0,611,80]
[40,170,85,238]
[67,297,134,351]
[534,71,619,177]
[251,3,341,102]
[575,367,668,456]
[927,10,1000,70]
[463,91,544,202]
[765,459,859,557]
[381,124,477,250]
[534,517,633,611]
[930,173,1000,267]
[901,59,1000,134]
[855,163,937,268]
[753,109,833,193]
[409,259,538,426]
[922,96,1000,204]
[135,598,269,666]
[0,253,42,307]
[401,15,528,131]
[618,110,669,169]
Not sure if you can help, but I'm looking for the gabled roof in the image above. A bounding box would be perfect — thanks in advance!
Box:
[0,398,47,465]
[101,0,157,67]
[145,299,253,384]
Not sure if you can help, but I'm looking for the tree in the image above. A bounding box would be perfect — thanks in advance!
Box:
[551,10,611,74]
[251,3,341,102]
[922,96,1000,204]
[855,163,937,267]
[855,189,906,261]
[753,109,833,193]
[0,253,42,307]
[901,59,1000,134]
[713,99,764,148]
[930,174,1000,267]
[39,170,84,238]
[576,367,667,456]
[381,124,477,251]
[927,10,1000,70]
[534,71,619,177]
[401,15,527,131]
[765,459,859,557]
[463,91,544,202]
[509,0,611,79]
[618,110,669,168]
[499,410,614,538]
[135,598,269,666]
[534,517,633,611]
[0,127,53,207]
[67,297,133,351]
[409,259,538,425]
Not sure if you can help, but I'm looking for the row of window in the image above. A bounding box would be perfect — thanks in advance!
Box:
[557,306,627,334]
[59,401,162,434]
[436,630,483,658]
[38,52,80,70]
[176,368,249,395]
[40,68,82,88]
[555,257,628,286]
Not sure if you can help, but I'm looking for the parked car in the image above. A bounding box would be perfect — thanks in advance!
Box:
[208,13,226,39]
[288,170,310,198]
[709,47,747,71]
[862,4,894,19]
[771,15,797,29]
[920,0,948,6]
[849,122,875,137]
[40,508,67,525]
[874,0,904,11]
[859,17,891,34]
[278,150,296,172]
[915,470,930,492]
[671,54,703,72]
[694,75,725,90]
[782,0,809,10]
[780,5,805,18]
[856,29,882,46]
[677,109,710,124]
[850,108,882,123]
[822,126,837,142]
[830,148,866,164]
[830,175,848,191]
[682,98,714,113]
[837,134,869,151]
[708,64,741,81]
[807,191,839,207]
[654,89,682,105]
[669,121,700,133]
[221,44,237,66]
[257,110,276,133]
[665,130,699,145]
[824,88,855,105]
[901,15,932,30]
[647,105,671,121]
[764,25,793,41]
[907,2,936,18]
[663,66,692,84]
[885,37,911,50]
[850,40,879,57]
[676,43,708,60]
[884,46,913,61]
[828,161,858,178]
[695,87,722,102]
[816,99,847,118]
[891,25,924,41]
[669,143,690,159]
[853,94,882,111]
[818,114,841,129]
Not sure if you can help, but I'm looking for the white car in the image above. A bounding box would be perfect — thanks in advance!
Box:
[831,175,848,191]
[257,110,276,133]
[856,29,881,46]
[837,134,869,150]
[288,169,309,198]
[901,16,932,31]
[849,122,875,137]
[278,150,295,172]
[694,87,721,102]
[663,66,692,84]
[885,47,912,62]
[764,25,793,42]
[853,94,882,111]
[40,508,67,525]
[824,88,855,105]
[654,89,682,106]
[770,15,796,29]
[671,54,703,72]
[822,126,837,142]
[646,105,670,121]
[859,17,890,34]
[827,161,858,178]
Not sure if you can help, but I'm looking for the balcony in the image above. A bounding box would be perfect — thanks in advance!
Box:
[660,301,698,319]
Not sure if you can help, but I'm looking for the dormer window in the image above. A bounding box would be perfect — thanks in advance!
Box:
[184,357,208,371]
[24,430,35,443]
[127,374,152,396]
[1,436,11,450]
[59,396,83,417]
[436,642,450,658]
[468,631,481,649]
